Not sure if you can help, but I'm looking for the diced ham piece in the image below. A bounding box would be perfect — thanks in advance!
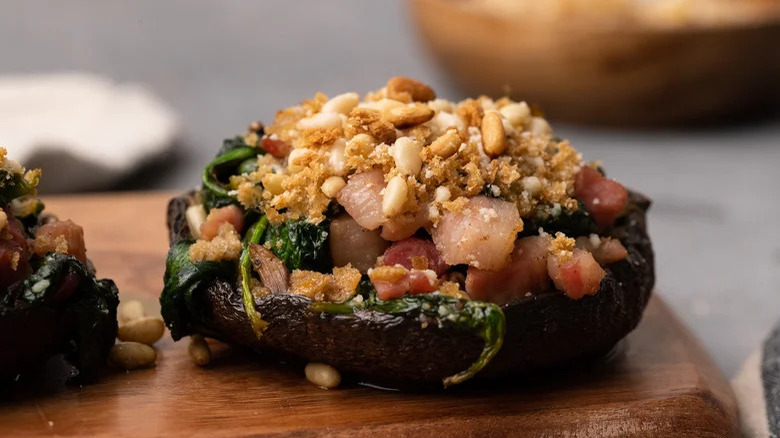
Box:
[575,235,628,265]
[337,170,386,231]
[260,136,291,158]
[369,265,439,300]
[200,205,245,241]
[0,215,32,291]
[547,248,606,300]
[329,214,389,273]
[432,196,522,271]
[381,237,449,276]
[574,166,628,229]
[32,219,87,264]
[465,236,551,305]
[381,208,430,242]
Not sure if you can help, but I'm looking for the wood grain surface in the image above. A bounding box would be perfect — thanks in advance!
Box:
[0,192,739,437]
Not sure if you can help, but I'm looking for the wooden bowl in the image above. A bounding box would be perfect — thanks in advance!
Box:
[408,0,780,126]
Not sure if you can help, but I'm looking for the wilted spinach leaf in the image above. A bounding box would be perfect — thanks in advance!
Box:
[216,136,248,156]
[0,169,39,206]
[263,219,330,271]
[2,253,119,382]
[160,240,235,340]
[521,201,597,237]
[201,146,260,210]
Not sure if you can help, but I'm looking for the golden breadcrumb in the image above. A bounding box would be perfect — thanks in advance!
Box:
[439,281,470,300]
[289,265,361,302]
[230,78,582,227]
[550,232,576,262]
[189,223,242,262]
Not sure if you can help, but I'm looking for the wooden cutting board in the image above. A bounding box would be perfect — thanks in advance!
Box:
[0,192,739,437]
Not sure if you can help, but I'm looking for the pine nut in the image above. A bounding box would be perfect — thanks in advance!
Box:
[382,175,408,217]
[109,342,156,370]
[118,300,146,324]
[428,129,461,158]
[188,334,211,366]
[428,111,464,135]
[499,102,531,127]
[499,117,515,137]
[481,112,507,157]
[287,148,310,169]
[392,137,422,175]
[522,176,543,195]
[0,210,7,231]
[386,77,436,103]
[479,96,497,111]
[328,138,347,176]
[386,104,434,128]
[117,316,165,346]
[530,117,553,136]
[346,133,376,148]
[305,362,341,389]
[297,112,342,131]
[359,98,404,117]
[321,92,360,115]
[248,121,264,133]
[262,173,286,195]
[428,98,453,113]
[185,205,207,240]
[321,176,346,198]
[434,186,451,203]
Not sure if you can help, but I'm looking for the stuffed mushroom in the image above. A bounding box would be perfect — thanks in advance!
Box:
[0,149,119,382]
[161,78,654,387]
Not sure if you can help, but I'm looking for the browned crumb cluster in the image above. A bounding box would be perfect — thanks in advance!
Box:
[549,232,576,262]
[189,223,242,262]
[31,234,69,258]
[288,265,362,302]
[229,77,582,226]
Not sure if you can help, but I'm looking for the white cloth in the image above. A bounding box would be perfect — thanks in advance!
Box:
[0,73,178,192]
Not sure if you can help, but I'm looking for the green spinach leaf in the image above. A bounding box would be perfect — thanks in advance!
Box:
[2,254,119,382]
[263,219,330,272]
[522,201,597,237]
[160,241,235,340]
[0,170,39,206]
[240,217,270,338]
[201,146,260,210]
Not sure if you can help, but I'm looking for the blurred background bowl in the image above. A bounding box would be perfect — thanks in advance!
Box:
[409,0,780,126]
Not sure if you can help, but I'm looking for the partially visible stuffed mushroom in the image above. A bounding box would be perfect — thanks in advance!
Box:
[0,149,119,382]
[161,78,654,388]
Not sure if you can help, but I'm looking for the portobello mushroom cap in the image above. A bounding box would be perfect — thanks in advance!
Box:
[165,191,653,385]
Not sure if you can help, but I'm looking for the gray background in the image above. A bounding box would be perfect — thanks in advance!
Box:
[2,0,779,377]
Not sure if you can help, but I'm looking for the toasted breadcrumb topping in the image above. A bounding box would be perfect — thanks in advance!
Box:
[289,265,361,302]
[230,78,582,226]
[550,232,576,262]
[438,281,470,300]
[189,223,242,262]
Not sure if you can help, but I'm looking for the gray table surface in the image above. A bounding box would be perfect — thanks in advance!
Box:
[2,0,779,378]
